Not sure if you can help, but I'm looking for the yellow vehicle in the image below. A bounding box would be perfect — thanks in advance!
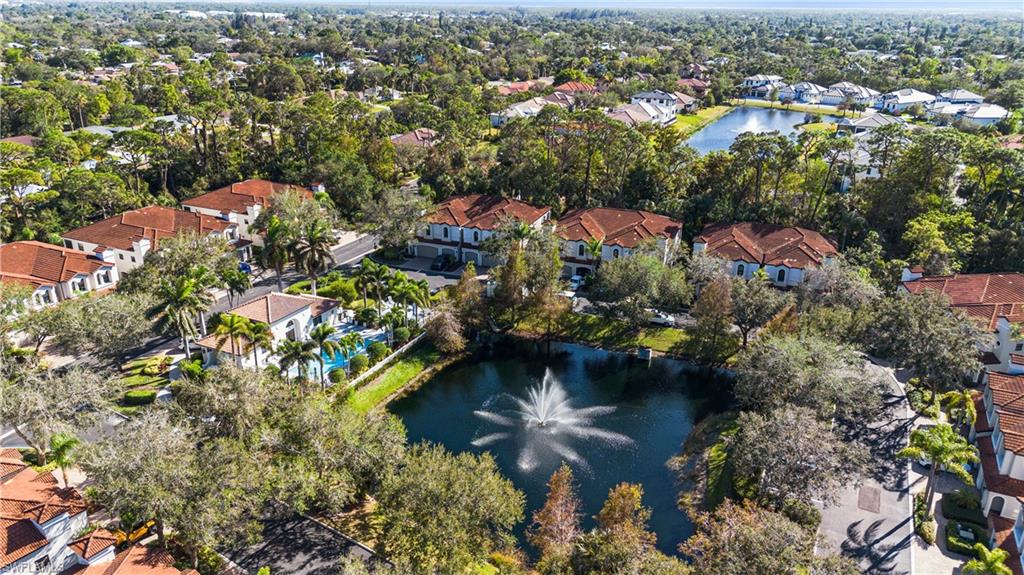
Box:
[112,519,155,546]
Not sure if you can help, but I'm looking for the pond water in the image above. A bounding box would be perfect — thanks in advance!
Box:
[389,340,727,556]
[686,105,839,154]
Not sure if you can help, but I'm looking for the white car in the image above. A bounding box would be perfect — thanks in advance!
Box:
[648,310,675,327]
[569,275,585,291]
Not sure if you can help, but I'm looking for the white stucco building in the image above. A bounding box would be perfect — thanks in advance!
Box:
[0,241,119,309]
[182,179,318,245]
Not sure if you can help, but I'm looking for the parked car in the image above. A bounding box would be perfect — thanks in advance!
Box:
[648,310,675,327]
[430,253,458,271]
[569,274,586,291]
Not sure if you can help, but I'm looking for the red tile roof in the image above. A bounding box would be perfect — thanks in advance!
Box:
[980,438,1024,497]
[425,195,550,230]
[0,241,109,288]
[987,372,1024,455]
[62,206,231,251]
[695,222,839,269]
[553,81,596,93]
[0,516,47,568]
[181,180,311,216]
[557,207,681,249]
[0,135,40,147]
[65,545,198,575]
[68,529,118,560]
[989,513,1024,575]
[194,294,339,351]
[389,128,438,148]
[902,273,1024,331]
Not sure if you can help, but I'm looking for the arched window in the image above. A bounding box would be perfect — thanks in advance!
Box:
[577,244,585,257]
[612,249,620,258]
[473,231,479,242]
[737,264,745,277]
[776,269,786,282]
[443,227,449,239]
[992,496,1006,516]
[424,226,431,237]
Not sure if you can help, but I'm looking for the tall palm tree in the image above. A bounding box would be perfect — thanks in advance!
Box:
[339,333,365,375]
[245,321,273,369]
[149,267,217,357]
[941,389,978,428]
[258,216,291,292]
[290,221,335,296]
[274,339,318,394]
[49,433,79,488]
[308,324,342,390]
[898,423,979,513]
[410,279,431,324]
[367,261,393,317]
[963,544,1012,575]
[222,269,252,307]
[213,313,252,368]
[353,259,377,309]
[583,237,604,265]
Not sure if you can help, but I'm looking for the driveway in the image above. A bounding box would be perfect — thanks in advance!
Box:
[817,360,915,575]
[369,255,462,292]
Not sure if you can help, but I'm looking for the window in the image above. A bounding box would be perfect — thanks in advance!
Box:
[71,276,87,294]
[63,239,73,249]
[1016,343,1023,352]
[131,256,136,263]
[97,269,112,285]
[118,254,124,261]
[612,249,620,258]
[577,244,585,257]
[776,269,786,282]
[33,556,50,571]
[424,226,431,237]
[473,231,479,242]
[737,264,745,277]
[443,227,449,239]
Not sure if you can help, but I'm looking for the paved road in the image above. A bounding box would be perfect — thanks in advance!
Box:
[817,360,914,575]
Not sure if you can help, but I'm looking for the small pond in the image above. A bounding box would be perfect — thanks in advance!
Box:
[389,340,728,556]
[686,105,840,154]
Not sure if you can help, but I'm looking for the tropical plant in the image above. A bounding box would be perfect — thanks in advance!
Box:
[353,259,379,309]
[367,260,393,316]
[963,544,1013,575]
[212,313,252,368]
[222,268,252,307]
[898,423,978,514]
[274,339,318,393]
[258,215,291,292]
[338,333,365,375]
[290,220,335,296]
[583,237,603,264]
[941,389,978,427]
[308,323,342,389]
[149,267,217,356]
[49,433,80,487]
[244,321,273,369]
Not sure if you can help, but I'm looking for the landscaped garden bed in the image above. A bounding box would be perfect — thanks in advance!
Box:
[114,355,171,414]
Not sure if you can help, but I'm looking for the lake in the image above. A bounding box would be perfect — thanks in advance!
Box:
[389,340,727,556]
[686,105,838,154]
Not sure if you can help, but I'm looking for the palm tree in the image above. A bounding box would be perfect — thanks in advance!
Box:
[290,220,335,296]
[274,339,318,394]
[257,216,291,292]
[49,433,79,488]
[339,333,365,375]
[308,324,342,390]
[410,279,431,325]
[222,269,252,307]
[149,267,217,357]
[941,389,978,428]
[367,261,393,317]
[245,321,273,369]
[353,259,377,309]
[963,544,1012,575]
[583,237,604,266]
[213,313,252,368]
[898,423,979,513]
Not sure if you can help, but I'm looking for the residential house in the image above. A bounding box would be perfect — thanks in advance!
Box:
[0,241,119,309]
[672,92,699,113]
[358,86,401,103]
[0,135,39,147]
[877,88,935,114]
[553,81,597,95]
[900,270,1024,375]
[957,103,1010,127]
[819,82,880,107]
[741,74,784,90]
[681,63,709,80]
[556,208,682,277]
[409,194,551,267]
[938,88,986,104]
[606,101,676,127]
[692,222,839,287]
[778,81,826,104]
[181,179,316,244]
[835,113,907,136]
[489,93,575,127]
[389,128,439,149]
[61,206,241,274]
[194,292,342,370]
[676,78,709,98]
[631,90,677,109]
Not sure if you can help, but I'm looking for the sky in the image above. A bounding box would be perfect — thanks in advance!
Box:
[340,0,1024,11]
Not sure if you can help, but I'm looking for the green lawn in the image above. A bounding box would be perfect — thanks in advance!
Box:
[674,105,732,137]
[520,312,688,354]
[731,98,862,118]
[704,415,740,509]
[798,121,838,134]
[348,343,441,413]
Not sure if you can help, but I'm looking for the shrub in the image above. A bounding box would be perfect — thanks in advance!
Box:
[355,308,379,327]
[328,368,347,385]
[393,327,412,345]
[319,279,357,303]
[284,280,311,295]
[178,359,205,382]
[914,493,936,545]
[906,378,941,418]
[942,491,986,525]
[781,499,821,531]
[367,341,391,363]
[123,390,156,406]
[349,354,370,375]
[944,521,989,557]
[918,518,936,545]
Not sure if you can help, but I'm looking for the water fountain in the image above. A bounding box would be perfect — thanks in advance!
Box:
[472,369,634,472]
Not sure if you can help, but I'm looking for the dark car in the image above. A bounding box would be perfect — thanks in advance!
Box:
[430,253,458,271]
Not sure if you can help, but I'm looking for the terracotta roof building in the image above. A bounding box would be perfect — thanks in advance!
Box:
[0,241,119,308]
[389,128,439,148]
[181,179,316,243]
[0,135,40,147]
[557,207,682,277]
[410,194,552,268]
[61,206,239,274]
[553,81,597,94]
[693,222,839,287]
[901,272,1024,331]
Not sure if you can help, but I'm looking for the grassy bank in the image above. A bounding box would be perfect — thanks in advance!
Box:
[347,343,444,413]
[671,412,740,512]
[674,105,732,137]
[518,311,689,355]
[731,98,862,118]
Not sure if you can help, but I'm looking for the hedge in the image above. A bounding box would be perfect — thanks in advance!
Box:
[123,390,157,406]
[914,493,936,545]
[945,521,989,558]
[941,493,986,525]
[781,499,821,531]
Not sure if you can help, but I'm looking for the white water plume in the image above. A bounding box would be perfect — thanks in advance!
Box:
[471,369,633,472]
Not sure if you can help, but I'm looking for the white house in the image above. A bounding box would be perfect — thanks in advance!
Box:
[835,113,906,135]
[631,90,677,109]
[692,222,839,288]
[958,103,1010,127]
[0,241,119,309]
[61,206,242,274]
[555,207,682,278]
[741,74,784,89]
[181,179,317,245]
[490,93,575,127]
[195,292,342,370]
[606,101,676,127]
[778,81,826,103]
[409,194,551,268]
[820,81,880,107]
[938,88,986,104]
[877,88,935,114]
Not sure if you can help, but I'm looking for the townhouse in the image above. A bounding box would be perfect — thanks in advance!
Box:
[0,241,119,309]
[409,194,552,268]
[556,208,682,278]
[181,179,317,244]
[61,206,242,274]
[692,222,839,287]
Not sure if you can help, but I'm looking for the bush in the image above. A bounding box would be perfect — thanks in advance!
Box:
[781,499,821,531]
[319,278,357,303]
[914,493,936,545]
[393,327,412,345]
[367,341,391,363]
[355,308,379,327]
[284,280,311,295]
[328,368,347,385]
[178,358,205,382]
[123,390,156,406]
[944,521,989,557]
[918,518,937,545]
[942,491,986,525]
[349,354,370,375]
[906,378,941,418]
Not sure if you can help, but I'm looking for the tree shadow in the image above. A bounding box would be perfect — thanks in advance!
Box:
[841,518,913,575]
